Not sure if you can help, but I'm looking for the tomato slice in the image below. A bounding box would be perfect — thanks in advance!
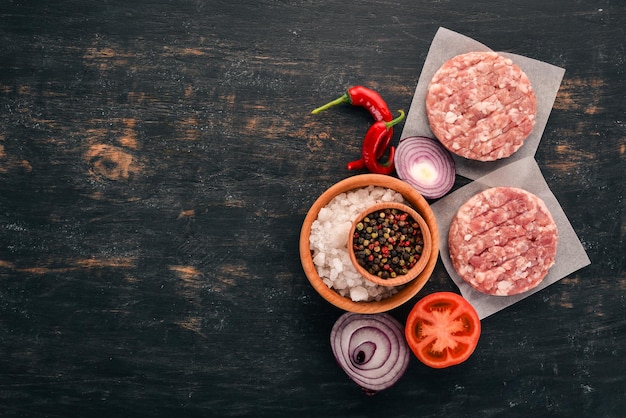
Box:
[405,292,480,369]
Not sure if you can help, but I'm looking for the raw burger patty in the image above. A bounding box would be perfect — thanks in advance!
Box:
[448,187,557,296]
[426,51,537,161]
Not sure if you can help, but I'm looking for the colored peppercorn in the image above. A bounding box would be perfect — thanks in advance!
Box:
[352,207,424,279]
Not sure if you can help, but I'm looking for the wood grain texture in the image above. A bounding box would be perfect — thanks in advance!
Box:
[0,0,624,416]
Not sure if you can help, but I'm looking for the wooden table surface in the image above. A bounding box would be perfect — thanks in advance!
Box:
[1,1,624,416]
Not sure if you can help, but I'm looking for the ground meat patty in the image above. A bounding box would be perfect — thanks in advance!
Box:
[448,187,557,296]
[426,51,537,161]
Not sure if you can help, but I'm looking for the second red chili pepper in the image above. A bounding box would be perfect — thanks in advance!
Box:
[361,110,405,175]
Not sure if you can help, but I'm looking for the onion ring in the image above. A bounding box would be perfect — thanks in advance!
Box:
[395,136,455,199]
[330,312,409,395]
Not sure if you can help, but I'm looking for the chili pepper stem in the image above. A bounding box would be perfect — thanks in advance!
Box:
[385,110,405,128]
[311,93,350,114]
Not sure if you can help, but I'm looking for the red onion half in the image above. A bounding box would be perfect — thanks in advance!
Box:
[330,312,409,395]
[395,136,455,199]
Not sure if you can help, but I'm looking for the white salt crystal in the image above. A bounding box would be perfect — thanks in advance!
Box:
[327,222,350,248]
[317,207,333,222]
[347,191,361,205]
[368,286,381,297]
[334,277,347,290]
[339,249,351,264]
[342,270,360,281]
[312,252,325,267]
[367,187,384,200]
[350,286,369,302]
[331,257,343,273]
[363,278,377,287]
[318,267,329,279]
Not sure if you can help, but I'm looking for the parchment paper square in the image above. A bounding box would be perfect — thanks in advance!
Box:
[400,27,566,180]
[430,157,591,319]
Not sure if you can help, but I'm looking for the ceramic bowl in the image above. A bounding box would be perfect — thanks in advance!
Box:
[299,174,439,314]
[347,201,432,287]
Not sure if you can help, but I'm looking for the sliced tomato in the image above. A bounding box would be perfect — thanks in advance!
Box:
[405,292,480,369]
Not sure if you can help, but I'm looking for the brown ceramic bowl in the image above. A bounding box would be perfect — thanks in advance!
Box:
[347,202,432,287]
[299,174,439,314]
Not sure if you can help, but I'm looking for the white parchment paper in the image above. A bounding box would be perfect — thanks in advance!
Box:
[400,27,566,180]
[431,157,591,319]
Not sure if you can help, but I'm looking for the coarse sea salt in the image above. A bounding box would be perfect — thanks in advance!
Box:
[309,186,407,302]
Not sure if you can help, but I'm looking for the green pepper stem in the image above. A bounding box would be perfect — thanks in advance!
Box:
[311,93,350,114]
[384,110,405,129]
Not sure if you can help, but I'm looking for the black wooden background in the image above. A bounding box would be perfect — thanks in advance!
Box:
[0,1,624,417]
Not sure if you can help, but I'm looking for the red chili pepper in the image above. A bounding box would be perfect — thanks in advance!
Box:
[362,110,405,175]
[346,159,367,171]
[311,86,392,121]
[311,86,394,171]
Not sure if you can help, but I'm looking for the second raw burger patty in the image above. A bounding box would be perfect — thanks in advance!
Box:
[426,51,537,161]
[448,187,558,296]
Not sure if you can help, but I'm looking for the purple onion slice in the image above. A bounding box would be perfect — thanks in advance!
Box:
[395,136,456,199]
[330,312,409,395]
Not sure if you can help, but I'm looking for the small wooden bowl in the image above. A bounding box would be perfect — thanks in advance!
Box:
[299,174,439,314]
[347,202,432,287]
